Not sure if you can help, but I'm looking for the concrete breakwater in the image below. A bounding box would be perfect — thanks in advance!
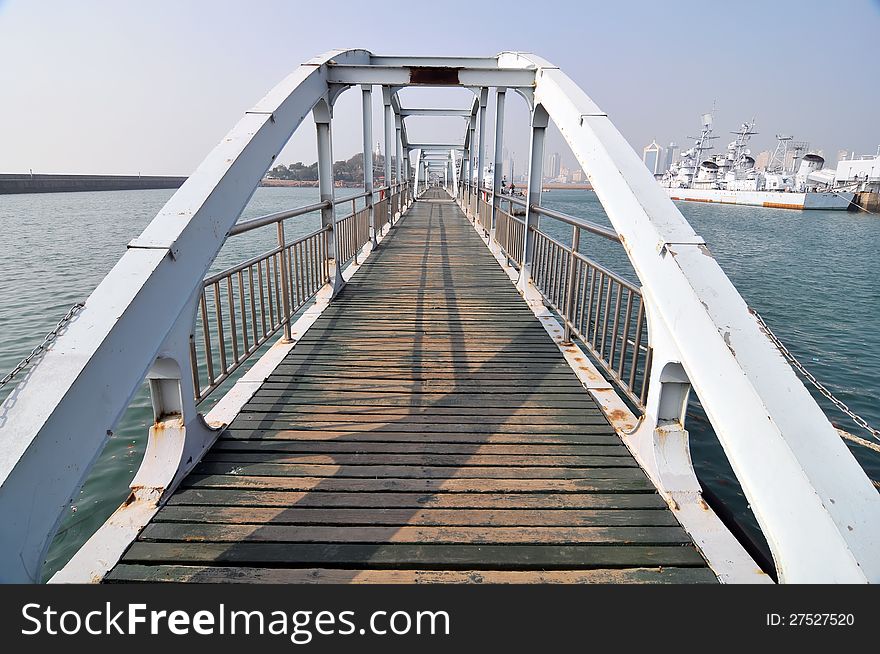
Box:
[855,191,880,213]
[0,173,186,195]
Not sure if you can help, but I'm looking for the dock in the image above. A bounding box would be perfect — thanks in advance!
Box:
[106,190,713,583]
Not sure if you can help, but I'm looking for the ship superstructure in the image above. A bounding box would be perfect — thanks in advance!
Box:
[661,113,853,210]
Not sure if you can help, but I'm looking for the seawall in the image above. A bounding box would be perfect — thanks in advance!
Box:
[854,191,880,213]
[0,174,187,195]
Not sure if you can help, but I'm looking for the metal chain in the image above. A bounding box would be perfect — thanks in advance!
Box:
[751,308,880,442]
[0,302,85,390]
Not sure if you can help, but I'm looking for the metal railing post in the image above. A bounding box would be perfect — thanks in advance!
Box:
[351,197,359,264]
[562,225,580,343]
[277,221,292,341]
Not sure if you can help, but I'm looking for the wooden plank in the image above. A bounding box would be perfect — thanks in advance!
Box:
[220,429,620,443]
[180,475,657,493]
[228,418,614,432]
[154,506,679,527]
[106,564,718,584]
[120,542,708,568]
[200,452,638,468]
[233,411,610,425]
[140,523,693,545]
[190,462,646,479]
[167,489,669,510]
[211,441,629,456]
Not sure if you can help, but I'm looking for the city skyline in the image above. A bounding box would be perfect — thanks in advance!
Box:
[1,1,878,178]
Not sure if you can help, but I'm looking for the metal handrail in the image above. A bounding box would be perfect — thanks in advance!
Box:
[228,186,393,237]
[204,225,331,286]
[228,201,329,236]
[530,226,638,294]
[530,205,620,243]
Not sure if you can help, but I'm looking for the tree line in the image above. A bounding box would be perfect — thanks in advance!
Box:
[267,152,394,183]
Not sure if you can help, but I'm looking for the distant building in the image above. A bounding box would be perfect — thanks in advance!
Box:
[837,149,849,162]
[559,165,570,179]
[571,169,584,183]
[643,140,664,176]
[502,148,515,180]
[664,142,679,172]
[547,152,561,179]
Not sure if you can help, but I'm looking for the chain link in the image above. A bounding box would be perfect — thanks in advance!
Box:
[0,302,85,390]
[751,308,880,443]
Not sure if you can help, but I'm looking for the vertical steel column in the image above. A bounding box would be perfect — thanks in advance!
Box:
[412,149,422,197]
[361,84,376,247]
[382,87,395,226]
[476,88,488,228]
[467,114,476,215]
[492,88,506,232]
[451,149,459,197]
[517,104,548,291]
[395,115,403,214]
[404,148,411,204]
[314,99,343,294]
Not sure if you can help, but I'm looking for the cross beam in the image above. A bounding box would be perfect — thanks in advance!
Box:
[326,65,535,88]
[399,108,472,117]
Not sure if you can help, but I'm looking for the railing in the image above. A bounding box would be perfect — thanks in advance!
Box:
[191,225,330,402]
[190,185,407,403]
[484,191,650,409]
[530,223,651,408]
[335,197,370,266]
[492,198,525,269]
[476,189,492,235]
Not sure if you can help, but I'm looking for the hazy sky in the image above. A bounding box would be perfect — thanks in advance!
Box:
[1,0,878,176]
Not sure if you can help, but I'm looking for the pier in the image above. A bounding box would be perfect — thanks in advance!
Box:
[0,173,186,195]
[2,51,878,585]
[107,190,713,583]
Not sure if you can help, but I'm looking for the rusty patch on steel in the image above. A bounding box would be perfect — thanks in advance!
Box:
[409,67,460,85]
[607,408,629,423]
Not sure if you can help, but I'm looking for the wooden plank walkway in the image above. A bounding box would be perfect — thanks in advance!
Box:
[107,189,715,584]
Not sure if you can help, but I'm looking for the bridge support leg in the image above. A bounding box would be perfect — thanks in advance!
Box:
[382,87,395,226]
[451,149,459,198]
[395,115,403,215]
[492,88,506,233]
[467,116,476,216]
[361,84,376,248]
[314,98,343,295]
[54,289,222,583]
[518,104,548,293]
[476,87,488,232]
[412,149,422,198]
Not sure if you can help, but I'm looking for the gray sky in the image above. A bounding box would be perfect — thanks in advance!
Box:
[1,0,878,176]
